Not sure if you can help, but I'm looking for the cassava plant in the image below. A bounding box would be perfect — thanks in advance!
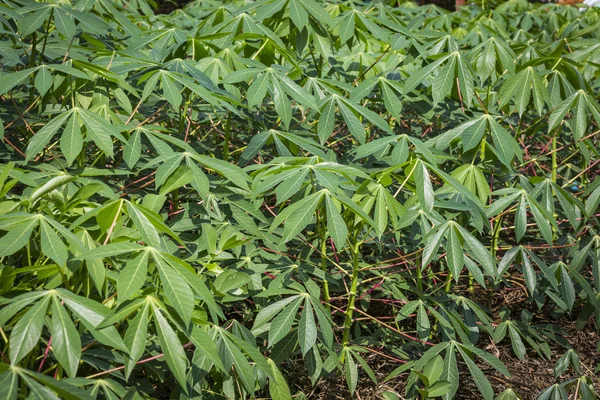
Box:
[0,0,600,399]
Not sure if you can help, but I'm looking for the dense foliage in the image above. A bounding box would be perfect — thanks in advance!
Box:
[1,0,600,398]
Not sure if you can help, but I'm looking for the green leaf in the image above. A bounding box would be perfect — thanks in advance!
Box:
[268,297,302,346]
[339,102,365,144]
[77,241,143,259]
[325,194,348,250]
[508,324,526,359]
[154,252,194,325]
[21,367,94,400]
[22,8,51,35]
[269,190,324,242]
[456,346,494,400]
[338,13,355,44]
[60,115,83,166]
[446,226,464,279]
[123,301,150,379]
[54,8,76,39]
[298,298,317,355]
[423,355,444,384]
[34,67,52,96]
[417,302,430,341]
[51,296,81,378]
[0,218,37,257]
[9,296,51,365]
[433,56,456,105]
[189,326,225,372]
[162,75,182,109]
[248,73,270,108]
[40,219,68,266]
[268,358,293,400]
[117,251,149,302]
[253,295,301,330]
[344,351,358,394]
[415,161,434,212]
[152,304,189,390]
[428,381,452,397]
[126,202,161,249]
[0,368,18,400]
[0,68,36,96]
[57,289,128,352]
[79,110,119,158]
[488,117,521,167]
[289,0,308,29]
[159,165,194,195]
[275,168,308,204]
[0,291,49,327]
[318,99,336,144]
[26,111,73,161]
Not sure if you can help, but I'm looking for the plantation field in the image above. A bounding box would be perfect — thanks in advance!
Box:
[0,0,599,399]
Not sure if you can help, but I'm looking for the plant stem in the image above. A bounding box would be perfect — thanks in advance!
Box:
[38,9,54,67]
[342,236,361,346]
[416,256,423,292]
[223,111,231,161]
[320,223,331,308]
[551,128,558,183]
[444,272,452,293]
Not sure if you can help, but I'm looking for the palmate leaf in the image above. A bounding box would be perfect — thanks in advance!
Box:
[297,297,317,355]
[153,251,195,325]
[268,358,293,400]
[414,160,434,213]
[499,66,549,116]
[123,301,150,379]
[0,67,39,96]
[215,327,257,394]
[456,345,494,400]
[40,219,68,266]
[269,190,325,242]
[1,366,94,400]
[26,110,74,161]
[152,303,189,391]
[469,37,516,82]
[449,164,490,204]
[325,194,348,249]
[548,89,600,142]
[0,217,38,257]
[51,296,81,378]
[9,296,51,365]
[61,115,83,166]
[317,95,391,144]
[268,296,303,346]
[0,0,598,398]
[117,251,149,302]
[431,115,522,168]
[56,289,128,353]
[405,51,475,106]
[252,295,302,332]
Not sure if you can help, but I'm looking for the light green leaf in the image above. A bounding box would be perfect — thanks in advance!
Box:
[117,251,149,302]
[152,304,189,390]
[40,219,67,266]
[325,194,348,250]
[0,218,38,257]
[298,298,317,355]
[154,253,194,325]
[51,296,81,378]
[123,301,150,379]
[60,115,83,166]
[269,297,302,346]
[415,161,434,212]
[9,296,51,365]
